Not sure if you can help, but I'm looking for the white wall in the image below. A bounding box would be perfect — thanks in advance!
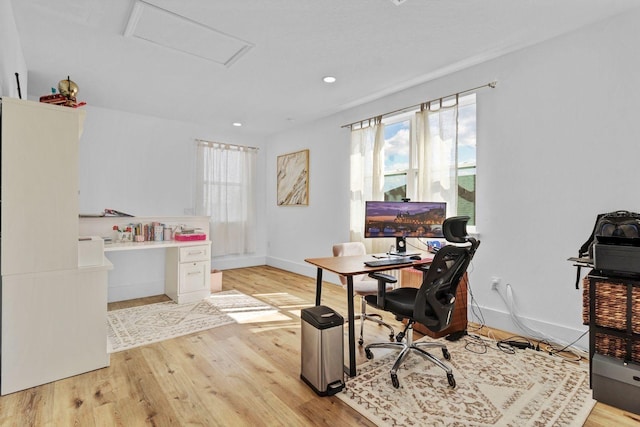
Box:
[77,105,268,256]
[265,9,640,350]
[0,0,27,98]
[76,106,268,300]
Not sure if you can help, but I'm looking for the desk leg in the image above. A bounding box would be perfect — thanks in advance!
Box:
[315,267,323,306]
[345,276,356,377]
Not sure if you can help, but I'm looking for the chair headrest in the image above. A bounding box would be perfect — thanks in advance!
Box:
[443,216,471,243]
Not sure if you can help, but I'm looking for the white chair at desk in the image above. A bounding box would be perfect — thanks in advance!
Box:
[332,242,395,345]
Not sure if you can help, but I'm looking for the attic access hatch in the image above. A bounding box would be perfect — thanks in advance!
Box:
[124,0,254,67]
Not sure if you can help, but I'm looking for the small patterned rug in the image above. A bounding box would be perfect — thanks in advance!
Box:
[337,337,595,427]
[107,290,274,352]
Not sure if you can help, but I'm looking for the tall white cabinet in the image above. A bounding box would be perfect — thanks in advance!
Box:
[1,98,110,395]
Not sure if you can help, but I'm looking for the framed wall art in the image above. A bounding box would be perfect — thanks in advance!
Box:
[277,149,309,206]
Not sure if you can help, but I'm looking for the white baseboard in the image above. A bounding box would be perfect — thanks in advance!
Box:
[210,255,267,271]
[473,305,589,353]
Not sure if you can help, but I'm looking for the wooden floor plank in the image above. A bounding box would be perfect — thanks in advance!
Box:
[0,265,633,425]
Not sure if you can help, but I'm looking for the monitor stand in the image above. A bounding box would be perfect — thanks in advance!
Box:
[388,237,419,257]
[388,251,420,257]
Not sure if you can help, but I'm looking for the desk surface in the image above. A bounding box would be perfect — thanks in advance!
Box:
[105,239,211,252]
[305,253,433,276]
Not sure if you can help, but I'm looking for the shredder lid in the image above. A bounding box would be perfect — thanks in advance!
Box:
[593,354,640,387]
[301,305,344,329]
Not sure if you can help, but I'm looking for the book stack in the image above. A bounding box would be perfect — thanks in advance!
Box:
[112,223,206,242]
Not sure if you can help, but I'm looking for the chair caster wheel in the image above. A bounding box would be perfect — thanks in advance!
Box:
[358,338,364,346]
[442,348,451,360]
[365,349,374,360]
[388,332,395,342]
[447,373,456,388]
[396,332,405,342]
[391,373,400,389]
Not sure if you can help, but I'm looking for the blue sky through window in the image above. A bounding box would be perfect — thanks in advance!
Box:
[383,121,410,173]
[383,99,476,173]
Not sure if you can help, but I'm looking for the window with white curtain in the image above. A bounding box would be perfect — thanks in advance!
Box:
[350,94,476,248]
[195,140,257,256]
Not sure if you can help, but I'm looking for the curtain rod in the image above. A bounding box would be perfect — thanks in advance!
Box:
[341,80,497,130]
[196,138,259,151]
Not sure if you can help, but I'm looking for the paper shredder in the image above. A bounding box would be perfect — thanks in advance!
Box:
[300,305,345,396]
[592,354,640,414]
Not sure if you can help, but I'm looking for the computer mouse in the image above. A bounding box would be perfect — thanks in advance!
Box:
[410,255,421,260]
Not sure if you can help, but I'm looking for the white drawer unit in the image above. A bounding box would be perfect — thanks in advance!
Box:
[179,245,210,263]
[179,261,209,293]
[165,243,211,303]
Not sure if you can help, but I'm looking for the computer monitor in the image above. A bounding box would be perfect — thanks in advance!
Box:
[364,200,447,255]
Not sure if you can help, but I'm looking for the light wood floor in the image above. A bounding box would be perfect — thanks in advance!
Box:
[0,265,637,426]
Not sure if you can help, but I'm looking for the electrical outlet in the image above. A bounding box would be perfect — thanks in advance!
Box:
[491,276,501,290]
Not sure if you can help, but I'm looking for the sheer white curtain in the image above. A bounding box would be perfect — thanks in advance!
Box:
[195,140,257,256]
[416,98,459,216]
[349,120,389,253]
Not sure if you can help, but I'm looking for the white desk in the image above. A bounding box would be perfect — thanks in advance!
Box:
[107,239,212,304]
[105,239,210,252]
[79,216,212,303]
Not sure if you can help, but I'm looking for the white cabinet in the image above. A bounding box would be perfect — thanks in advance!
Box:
[0,98,109,395]
[1,98,83,275]
[165,243,211,303]
[1,264,111,395]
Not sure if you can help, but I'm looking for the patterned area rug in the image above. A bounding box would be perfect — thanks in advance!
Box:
[337,338,595,427]
[107,290,274,352]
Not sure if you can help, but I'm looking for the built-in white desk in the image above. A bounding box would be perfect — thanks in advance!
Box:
[79,216,212,303]
[105,239,210,252]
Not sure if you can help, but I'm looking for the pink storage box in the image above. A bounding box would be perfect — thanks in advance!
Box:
[174,232,207,241]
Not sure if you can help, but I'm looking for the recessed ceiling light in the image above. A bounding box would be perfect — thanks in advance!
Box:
[232,122,242,127]
[323,76,336,83]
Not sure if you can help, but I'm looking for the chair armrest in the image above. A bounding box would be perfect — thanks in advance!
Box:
[368,272,397,283]
[367,272,397,308]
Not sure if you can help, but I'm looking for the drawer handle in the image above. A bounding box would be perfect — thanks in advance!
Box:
[187,271,202,276]
[187,250,204,255]
[634,376,640,382]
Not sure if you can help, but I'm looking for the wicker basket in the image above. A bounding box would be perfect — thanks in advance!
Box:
[583,275,640,362]
[595,332,640,364]
[582,276,640,334]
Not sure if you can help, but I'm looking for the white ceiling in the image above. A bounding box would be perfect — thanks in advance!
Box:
[11,0,640,137]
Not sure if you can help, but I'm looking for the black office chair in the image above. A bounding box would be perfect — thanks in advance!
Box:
[364,216,480,389]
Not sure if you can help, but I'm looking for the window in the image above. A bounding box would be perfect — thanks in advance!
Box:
[382,118,411,201]
[381,94,476,225]
[195,141,257,256]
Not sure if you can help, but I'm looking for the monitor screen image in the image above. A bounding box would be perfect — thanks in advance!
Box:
[364,200,447,239]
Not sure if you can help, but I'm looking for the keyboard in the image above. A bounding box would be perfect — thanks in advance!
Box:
[364,257,413,267]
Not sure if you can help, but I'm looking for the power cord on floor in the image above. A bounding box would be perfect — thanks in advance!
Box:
[463,333,520,355]
[494,282,587,362]
[497,335,535,351]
